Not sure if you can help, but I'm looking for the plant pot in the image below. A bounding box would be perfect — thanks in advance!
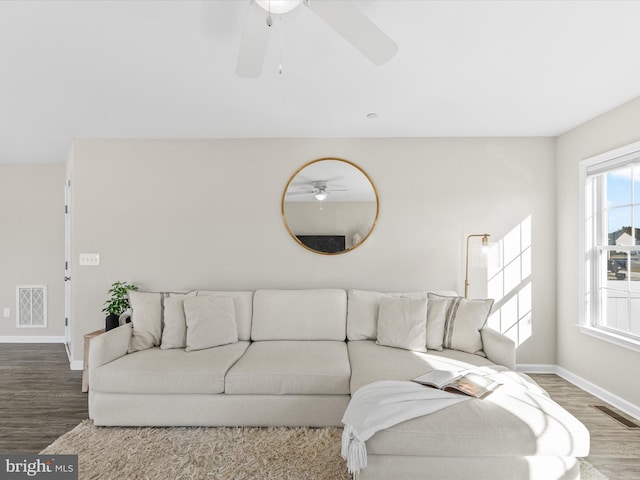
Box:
[105,313,120,331]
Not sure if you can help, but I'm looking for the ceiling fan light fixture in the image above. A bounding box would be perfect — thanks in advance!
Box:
[255,0,302,15]
[314,190,328,201]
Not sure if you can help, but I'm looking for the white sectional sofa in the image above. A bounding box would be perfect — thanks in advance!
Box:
[88,288,589,480]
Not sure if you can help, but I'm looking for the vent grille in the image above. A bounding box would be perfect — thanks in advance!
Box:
[17,285,47,328]
[592,405,640,429]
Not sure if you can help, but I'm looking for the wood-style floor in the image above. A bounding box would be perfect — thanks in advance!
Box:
[0,344,88,453]
[1,345,639,479]
[530,374,640,480]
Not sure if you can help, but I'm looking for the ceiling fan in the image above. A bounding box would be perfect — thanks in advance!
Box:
[236,0,398,77]
[287,179,348,201]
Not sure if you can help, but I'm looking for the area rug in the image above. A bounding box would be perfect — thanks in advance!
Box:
[41,420,608,480]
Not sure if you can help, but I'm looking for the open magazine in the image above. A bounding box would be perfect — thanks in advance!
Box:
[412,369,500,399]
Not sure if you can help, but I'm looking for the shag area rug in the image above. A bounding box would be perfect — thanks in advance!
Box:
[41,420,608,480]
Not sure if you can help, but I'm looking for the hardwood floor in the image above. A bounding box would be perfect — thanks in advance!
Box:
[0,343,88,453]
[1,346,639,479]
[531,374,640,480]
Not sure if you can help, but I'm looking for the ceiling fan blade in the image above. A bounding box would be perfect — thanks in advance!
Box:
[236,0,272,78]
[305,0,398,65]
[287,190,313,197]
[321,175,345,183]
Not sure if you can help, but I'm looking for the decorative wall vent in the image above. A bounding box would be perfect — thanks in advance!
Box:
[17,285,47,328]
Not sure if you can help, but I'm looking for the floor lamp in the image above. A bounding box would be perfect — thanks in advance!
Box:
[464,233,490,298]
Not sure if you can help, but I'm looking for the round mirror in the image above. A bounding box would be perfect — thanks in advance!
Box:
[282,158,379,255]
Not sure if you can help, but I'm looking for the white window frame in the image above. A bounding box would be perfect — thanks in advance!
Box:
[579,140,640,352]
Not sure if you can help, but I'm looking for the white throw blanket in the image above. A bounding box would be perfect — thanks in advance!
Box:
[341,381,470,474]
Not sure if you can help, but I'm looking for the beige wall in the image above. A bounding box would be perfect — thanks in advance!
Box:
[556,96,640,408]
[68,137,556,365]
[0,164,65,337]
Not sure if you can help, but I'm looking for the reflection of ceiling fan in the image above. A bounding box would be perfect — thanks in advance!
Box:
[287,180,348,201]
[237,0,398,77]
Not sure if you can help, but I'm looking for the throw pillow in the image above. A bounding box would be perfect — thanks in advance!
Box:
[184,296,238,352]
[376,296,428,352]
[347,289,435,341]
[128,291,163,353]
[160,291,198,350]
[427,293,494,356]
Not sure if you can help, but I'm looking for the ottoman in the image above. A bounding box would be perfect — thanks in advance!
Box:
[348,341,590,480]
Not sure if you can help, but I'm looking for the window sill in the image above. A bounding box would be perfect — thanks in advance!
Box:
[578,325,640,353]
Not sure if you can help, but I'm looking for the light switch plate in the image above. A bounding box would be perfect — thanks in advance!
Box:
[3,308,9,318]
[79,253,100,266]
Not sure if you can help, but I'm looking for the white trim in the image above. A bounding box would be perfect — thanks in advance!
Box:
[578,140,640,348]
[0,336,65,343]
[579,325,640,353]
[556,366,640,422]
[69,360,83,371]
[583,139,640,174]
[517,363,640,421]
[516,363,557,374]
[578,160,588,331]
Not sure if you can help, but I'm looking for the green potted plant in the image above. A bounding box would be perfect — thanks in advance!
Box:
[102,281,138,331]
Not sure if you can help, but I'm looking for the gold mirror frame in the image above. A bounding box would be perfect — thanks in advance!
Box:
[281,157,379,255]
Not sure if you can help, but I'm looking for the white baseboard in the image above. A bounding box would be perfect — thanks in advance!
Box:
[0,336,65,343]
[69,360,83,371]
[556,366,640,422]
[517,363,557,374]
[517,363,640,421]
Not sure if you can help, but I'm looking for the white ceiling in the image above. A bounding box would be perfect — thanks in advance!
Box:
[2,0,640,164]
[285,158,376,202]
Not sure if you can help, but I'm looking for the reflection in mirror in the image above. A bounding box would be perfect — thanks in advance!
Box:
[282,158,379,254]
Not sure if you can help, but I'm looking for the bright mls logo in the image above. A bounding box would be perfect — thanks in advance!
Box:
[1,455,77,479]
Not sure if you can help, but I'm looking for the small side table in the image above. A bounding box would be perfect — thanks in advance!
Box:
[82,328,105,393]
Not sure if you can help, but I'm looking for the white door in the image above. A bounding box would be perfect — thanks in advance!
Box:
[64,177,72,358]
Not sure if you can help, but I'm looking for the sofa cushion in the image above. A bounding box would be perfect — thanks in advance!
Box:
[346,289,457,341]
[251,289,347,341]
[348,340,494,393]
[225,341,351,395]
[128,290,196,353]
[127,291,163,353]
[184,296,238,351]
[376,296,428,352]
[91,342,249,394]
[197,291,253,341]
[160,291,197,350]
[427,293,493,355]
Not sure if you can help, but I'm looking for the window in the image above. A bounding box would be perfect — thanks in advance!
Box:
[580,141,640,350]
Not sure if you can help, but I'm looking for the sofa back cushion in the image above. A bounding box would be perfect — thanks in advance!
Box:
[346,289,458,341]
[251,289,347,341]
[197,291,254,341]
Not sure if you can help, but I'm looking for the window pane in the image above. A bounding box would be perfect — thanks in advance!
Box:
[631,250,640,283]
[607,250,627,281]
[634,166,640,204]
[634,208,640,244]
[607,167,632,207]
[604,290,629,331]
[582,152,640,347]
[608,207,632,245]
[630,293,640,335]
